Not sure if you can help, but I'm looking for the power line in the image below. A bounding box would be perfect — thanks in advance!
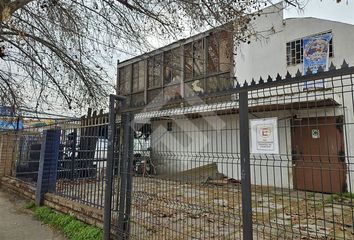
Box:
[18,107,78,118]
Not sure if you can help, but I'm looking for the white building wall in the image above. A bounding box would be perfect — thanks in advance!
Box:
[235,13,354,82]
[148,6,354,191]
[151,112,293,188]
[232,7,354,191]
[150,100,354,190]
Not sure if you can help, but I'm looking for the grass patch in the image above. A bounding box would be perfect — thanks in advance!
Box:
[326,194,340,203]
[342,192,354,199]
[306,192,315,199]
[326,192,354,203]
[24,201,35,209]
[26,205,102,240]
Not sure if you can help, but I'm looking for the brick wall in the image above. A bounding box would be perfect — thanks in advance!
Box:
[0,177,115,232]
[0,133,17,177]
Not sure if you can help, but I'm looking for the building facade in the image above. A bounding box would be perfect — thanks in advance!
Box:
[117,4,354,194]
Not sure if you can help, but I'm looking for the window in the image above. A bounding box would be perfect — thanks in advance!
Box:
[132,61,145,92]
[206,73,231,93]
[286,32,333,66]
[121,28,233,106]
[184,43,193,80]
[286,39,303,65]
[148,54,162,89]
[164,48,182,85]
[193,40,204,77]
[219,30,232,72]
[164,84,181,101]
[207,30,232,74]
[118,65,131,95]
[184,30,232,81]
[207,34,219,74]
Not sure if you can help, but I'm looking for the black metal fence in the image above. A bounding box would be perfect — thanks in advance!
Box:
[110,62,354,239]
[54,112,123,211]
[14,132,43,183]
[6,62,354,240]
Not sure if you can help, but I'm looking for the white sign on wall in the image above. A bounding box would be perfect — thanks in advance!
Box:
[250,118,279,154]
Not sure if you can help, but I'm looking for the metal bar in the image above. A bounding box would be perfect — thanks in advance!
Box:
[239,91,253,240]
[103,95,117,240]
[112,94,127,102]
[70,129,77,180]
[123,113,134,239]
[35,131,47,207]
[117,113,130,239]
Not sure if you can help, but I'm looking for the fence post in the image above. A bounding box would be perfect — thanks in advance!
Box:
[117,112,134,240]
[35,129,61,206]
[103,95,118,240]
[103,94,127,240]
[123,113,134,238]
[239,90,253,240]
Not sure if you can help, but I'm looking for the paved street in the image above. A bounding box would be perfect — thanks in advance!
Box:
[0,189,66,240]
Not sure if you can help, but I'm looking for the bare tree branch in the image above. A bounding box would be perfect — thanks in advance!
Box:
[0,0,306,113]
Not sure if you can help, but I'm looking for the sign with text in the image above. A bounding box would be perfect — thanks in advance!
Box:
[251,118,279,154]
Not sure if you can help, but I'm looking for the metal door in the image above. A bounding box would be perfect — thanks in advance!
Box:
[292,116,346,194]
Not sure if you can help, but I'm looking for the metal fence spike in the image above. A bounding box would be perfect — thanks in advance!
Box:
[341,59,349,69]
[236,82,240,89]
[276,74,282,81]
[259,77,264,84]
[329,62,336,71]
[286,71,292,79]
[267,75,273,82]
[306,67,313,75]
[295,69,302,77]
[317,65,324,73]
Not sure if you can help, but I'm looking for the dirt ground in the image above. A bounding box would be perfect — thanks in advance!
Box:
[57,176,354,239]
[0,188,66,240]
[128,177,354,239]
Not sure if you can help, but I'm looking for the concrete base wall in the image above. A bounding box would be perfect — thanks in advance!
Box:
[0,177,110,231]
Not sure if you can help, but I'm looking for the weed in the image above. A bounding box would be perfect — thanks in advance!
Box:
[31,206,103,240]
[326,194,338,203]
[24,201,35,209]
[307,192,315,199]
[342,192,354,199]
[326,192,354,203]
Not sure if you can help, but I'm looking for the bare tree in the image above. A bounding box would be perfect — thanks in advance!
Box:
[0,0,304,113]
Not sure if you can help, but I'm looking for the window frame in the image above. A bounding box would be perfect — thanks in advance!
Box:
[118,27,234,106]
[286,31,333,66]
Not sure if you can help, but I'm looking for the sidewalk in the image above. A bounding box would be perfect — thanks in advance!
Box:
[0,188,66,240]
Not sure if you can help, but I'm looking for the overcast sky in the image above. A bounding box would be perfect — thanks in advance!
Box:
[284,0,354,24]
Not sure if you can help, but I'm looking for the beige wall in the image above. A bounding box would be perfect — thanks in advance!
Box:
[0,133,17,177]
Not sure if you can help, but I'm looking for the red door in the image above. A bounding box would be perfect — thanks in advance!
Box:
[292,117,346,194]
